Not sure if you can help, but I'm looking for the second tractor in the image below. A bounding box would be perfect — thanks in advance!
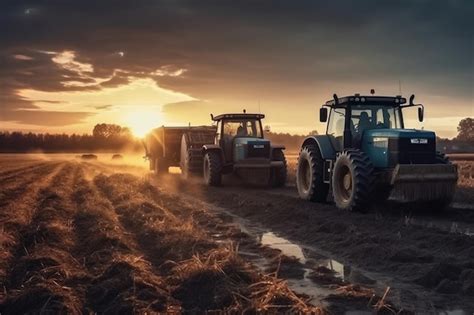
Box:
[296,92,458,211]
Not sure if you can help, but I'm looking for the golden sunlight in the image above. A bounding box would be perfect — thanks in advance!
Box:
[123,109,163,137]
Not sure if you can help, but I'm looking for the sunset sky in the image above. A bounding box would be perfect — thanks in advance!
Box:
[1,1,472,138]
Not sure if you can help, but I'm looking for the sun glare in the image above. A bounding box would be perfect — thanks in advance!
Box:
[124,109,163,137]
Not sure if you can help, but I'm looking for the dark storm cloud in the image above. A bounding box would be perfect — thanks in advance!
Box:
[0,0,472,127]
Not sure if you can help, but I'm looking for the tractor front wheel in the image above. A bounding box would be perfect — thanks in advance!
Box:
[203,151,222,186]
[296,145,329,201]
[332,150,374,211]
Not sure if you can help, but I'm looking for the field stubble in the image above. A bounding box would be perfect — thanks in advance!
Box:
[1,154,473,313]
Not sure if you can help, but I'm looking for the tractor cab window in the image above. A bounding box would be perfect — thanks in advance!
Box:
[352,106,402,133]
[223,119,262,138]
[327,108,345,150]
[374,107,402,129]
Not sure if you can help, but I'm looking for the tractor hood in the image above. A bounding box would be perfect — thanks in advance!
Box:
[362,129,436,168]
[365,128,436,140]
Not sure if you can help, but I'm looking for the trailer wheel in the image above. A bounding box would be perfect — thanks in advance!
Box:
[332,149,374,212]
[181,148,204,179]
[203,151,222,186]
[271,149,287,187]
[296,145,329,201]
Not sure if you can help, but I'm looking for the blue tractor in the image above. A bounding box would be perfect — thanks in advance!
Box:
[296,92,458,211]
[202,112,287,187]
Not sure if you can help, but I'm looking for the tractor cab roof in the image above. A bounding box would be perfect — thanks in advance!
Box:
[325,94,407,107]
[211,113,265,121]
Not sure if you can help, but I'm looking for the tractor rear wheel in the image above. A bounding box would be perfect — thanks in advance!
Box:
[296,145,329,202]
[271,149,287,187]
[332,149,374,211]
[203,151,222,186]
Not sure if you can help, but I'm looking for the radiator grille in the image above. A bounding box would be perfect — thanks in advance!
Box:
[247,141,270,158]
[388,138,435,165]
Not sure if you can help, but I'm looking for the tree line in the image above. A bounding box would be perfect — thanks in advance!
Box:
[0,118,472,153]
[0,124,142,153]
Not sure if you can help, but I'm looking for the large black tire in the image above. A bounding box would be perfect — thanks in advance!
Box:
[296,145,329,202]
[203,151,222,186]
[271,149,287,187]
[332,149,374,211]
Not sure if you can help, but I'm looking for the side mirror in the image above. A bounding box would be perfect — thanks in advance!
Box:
[418,106,424,122]
[320,107,328,122]
[264,125,271,133]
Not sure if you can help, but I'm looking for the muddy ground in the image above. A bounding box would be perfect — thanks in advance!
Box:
[1,154,473,314]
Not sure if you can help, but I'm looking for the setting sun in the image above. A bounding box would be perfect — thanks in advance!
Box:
[123,109,163,137]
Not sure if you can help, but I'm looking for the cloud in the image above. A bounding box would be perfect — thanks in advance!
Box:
[92,104,113,110]
[13,54,33,60]
[150,65,187,77]
[1,109,93,126]
[0,0,472,135]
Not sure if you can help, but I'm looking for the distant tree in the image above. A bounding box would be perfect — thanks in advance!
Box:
[93,123,131,139]
[308,130,319,136]
[456,118,474,142]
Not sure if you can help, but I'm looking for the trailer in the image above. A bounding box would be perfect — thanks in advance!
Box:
[143,126,217,175]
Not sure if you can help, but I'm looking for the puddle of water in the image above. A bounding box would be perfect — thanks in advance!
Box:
[260,231,348,280]
[260,232,307,263]
[177,192,474,313]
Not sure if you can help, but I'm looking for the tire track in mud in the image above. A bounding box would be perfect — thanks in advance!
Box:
[0,163,87,314]
[150,174,474,312]
[70,168,169,314]
[89,171,323,313]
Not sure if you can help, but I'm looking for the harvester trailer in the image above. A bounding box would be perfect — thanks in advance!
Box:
[143,111,287,187]
[296,91,458,211]
[144,125,217,175]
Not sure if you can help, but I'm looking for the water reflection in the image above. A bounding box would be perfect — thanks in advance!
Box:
[259,231,349,280]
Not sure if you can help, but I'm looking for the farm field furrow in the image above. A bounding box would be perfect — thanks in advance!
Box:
[0,161,55,184]
[1,155,473,313]
[0,159,46,177]
[0,162,66,297]
[0,158,327,314]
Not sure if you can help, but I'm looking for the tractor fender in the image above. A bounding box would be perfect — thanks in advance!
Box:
[301,135,336,160]
[202,144,225,161]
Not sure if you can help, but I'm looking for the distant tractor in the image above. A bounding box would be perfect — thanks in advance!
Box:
[143,112,287,187]
[296,92,458,211]
[201,112,287,186]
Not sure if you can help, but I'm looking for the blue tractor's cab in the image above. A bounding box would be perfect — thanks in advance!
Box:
[296,92,458,211]
[202,112,287,187]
